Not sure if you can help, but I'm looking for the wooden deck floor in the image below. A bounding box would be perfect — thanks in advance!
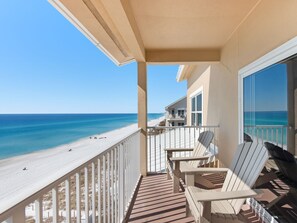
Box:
[127,174,263,223]
[128,174,194,223]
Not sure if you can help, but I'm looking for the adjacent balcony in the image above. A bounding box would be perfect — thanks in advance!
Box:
[167,114,186,121]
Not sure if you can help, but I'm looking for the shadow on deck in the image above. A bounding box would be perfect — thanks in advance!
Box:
[255,159,297,223]
[127,174,264,223]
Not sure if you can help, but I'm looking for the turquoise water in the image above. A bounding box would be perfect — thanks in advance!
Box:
[244,111,287,126]
[244,111,288,144]
[0,114,163,159]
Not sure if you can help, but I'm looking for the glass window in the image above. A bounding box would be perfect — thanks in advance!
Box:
[243,62,288,144]
[191,113,195,126]
[197,94,202,111]
[191,97,195,111]
[191,92,202,126]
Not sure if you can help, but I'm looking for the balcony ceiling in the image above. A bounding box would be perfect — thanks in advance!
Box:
[130,0,258,50]
[50,0,260,64]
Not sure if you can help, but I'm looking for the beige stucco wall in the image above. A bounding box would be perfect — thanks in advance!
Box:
[187,0,297,166]
[187,64,211,126]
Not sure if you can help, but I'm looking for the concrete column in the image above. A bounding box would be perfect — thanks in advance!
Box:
[138,62,147,176]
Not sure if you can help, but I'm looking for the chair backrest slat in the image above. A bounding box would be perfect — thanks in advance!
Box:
[221,142,268,214]
[189,131,214,167]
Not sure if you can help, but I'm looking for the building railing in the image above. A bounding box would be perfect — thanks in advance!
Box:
[167,114,186,119]
[0,129,141,223]
[147,125,219,173]
[244,125,288,149]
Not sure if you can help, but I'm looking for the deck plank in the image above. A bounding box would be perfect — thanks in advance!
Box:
[128,174,194,223]
[128,174,263,223]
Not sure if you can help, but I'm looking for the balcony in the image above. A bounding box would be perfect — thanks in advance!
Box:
[167,114,186,121]
[0,125,290,223]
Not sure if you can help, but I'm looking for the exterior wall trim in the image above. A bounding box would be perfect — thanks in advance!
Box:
[238,35,297,143]
[189,86,203,98]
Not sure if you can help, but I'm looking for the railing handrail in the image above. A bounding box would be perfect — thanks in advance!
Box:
[0,128,141,221]
[244,125,287,128]
[148,125,220,129]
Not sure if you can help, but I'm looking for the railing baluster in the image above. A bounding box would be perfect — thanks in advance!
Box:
[149,131,152,172]
[159,131,161,172]
[76,172,81,223]
[84,166,89,223]
[35,197,43,223]
[98,158,101,223]
[174,128,176,149]
[65,177,71,223]
[114,148,118,223]
[154,132,157,172]
[111,149,114,223]
[91,162,96,223]
[103,155,106,223]
[118,144,124,222]
[169,127,172,150]
[107,152,111,223]
[281,127,284,148]
[52,187,58,223]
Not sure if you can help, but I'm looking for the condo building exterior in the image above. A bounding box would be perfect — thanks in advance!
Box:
[165,96,187,127]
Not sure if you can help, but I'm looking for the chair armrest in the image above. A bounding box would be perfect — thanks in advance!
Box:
[164,148,194,152]
[181,167,229,173]
[170,156,209,162]
[187,186,262,202]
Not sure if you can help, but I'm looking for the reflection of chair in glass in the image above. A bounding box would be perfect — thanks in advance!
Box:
[264,142,297,184]
[183,142,268,223]
[244,133,253,142]
[165,131,214,193]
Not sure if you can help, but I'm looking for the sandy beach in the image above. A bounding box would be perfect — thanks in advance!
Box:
[0,117,164,213]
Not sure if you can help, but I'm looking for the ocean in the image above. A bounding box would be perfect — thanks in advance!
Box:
[0,112,287,159]
[244,111,287,126]
[0,113,163,159]
[244,111,288,144]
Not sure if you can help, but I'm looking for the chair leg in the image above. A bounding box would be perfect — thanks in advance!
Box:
[167,152,173,180]
[167,169,171,180]
[201,201,211,222]
[186,199,191,217]
[173,161,181,193]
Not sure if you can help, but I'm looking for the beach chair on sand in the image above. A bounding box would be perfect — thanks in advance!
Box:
[164,131,215,193]
[183,142,268,223]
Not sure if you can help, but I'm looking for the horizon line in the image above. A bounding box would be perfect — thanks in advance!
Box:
[0,112,164,115]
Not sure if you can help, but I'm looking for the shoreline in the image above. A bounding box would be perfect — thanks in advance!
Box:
[0,115,164,164]
[0,116,164,211]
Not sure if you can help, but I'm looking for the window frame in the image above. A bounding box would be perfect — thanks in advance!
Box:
[190,87,203,126]
[238,36,297,143]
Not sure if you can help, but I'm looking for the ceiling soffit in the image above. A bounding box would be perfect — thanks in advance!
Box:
[129,0,260,50]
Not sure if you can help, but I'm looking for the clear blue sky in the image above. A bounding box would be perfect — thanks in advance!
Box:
[244,63,287,112]
[0,1,186,114]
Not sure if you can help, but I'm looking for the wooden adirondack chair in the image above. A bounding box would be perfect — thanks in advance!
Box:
[183,142,268,223]
[164,131,215,193]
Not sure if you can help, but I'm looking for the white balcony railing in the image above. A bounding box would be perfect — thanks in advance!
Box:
[147,125,219,173]
[0,125,220,223]
[0,129,141,223]
[167,114,186,119]
[244,125,288,148]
